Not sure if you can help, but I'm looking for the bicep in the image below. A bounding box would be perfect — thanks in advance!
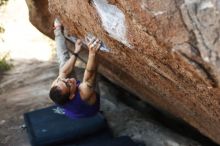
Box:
[79,82,95,100]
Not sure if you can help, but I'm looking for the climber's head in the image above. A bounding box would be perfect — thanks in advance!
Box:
[49,77,77,105]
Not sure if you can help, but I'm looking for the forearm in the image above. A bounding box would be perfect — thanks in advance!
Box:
[83,53,97,86]
[59,54,77,76]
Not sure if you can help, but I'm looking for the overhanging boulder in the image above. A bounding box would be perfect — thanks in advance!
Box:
[26,0,220,144]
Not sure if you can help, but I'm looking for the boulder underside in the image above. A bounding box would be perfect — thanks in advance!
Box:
[26,0,220,144]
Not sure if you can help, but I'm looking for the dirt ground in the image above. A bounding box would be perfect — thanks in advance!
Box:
[0,60,56,146]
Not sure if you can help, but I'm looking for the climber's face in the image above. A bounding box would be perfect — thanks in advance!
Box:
[53,77,77,99]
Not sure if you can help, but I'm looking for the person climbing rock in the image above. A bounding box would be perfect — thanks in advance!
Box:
[49,18,101,119]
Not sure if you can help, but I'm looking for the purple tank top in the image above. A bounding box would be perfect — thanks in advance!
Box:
[60,81,100,119]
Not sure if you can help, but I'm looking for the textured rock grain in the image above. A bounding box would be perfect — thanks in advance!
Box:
[26,0,220,144]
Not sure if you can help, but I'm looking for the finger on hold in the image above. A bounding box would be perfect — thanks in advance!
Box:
[89,44,93,49]
[92,39,99,47]
[76,39,82,44]
[94,38,100,44]
[96,43,101,50]
[87,37,96,46]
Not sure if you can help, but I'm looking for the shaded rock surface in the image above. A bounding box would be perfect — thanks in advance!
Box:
[26,0,220,144]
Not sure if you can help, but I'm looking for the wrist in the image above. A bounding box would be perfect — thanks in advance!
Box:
[74,51,79,54]
[72,52,78,57]
[89,53,96,57]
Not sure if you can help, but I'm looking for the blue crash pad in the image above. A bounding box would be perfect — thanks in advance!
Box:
[24,105,111,146]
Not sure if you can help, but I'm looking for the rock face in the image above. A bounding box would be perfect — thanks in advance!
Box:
[26,0,220,144]
[25,0,54,38]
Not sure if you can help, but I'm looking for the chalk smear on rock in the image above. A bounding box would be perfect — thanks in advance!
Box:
[93,0,132,48]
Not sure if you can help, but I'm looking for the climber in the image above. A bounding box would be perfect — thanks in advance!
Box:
[49,18,101,119]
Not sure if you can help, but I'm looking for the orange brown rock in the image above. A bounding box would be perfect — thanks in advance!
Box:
[26,0,220,144]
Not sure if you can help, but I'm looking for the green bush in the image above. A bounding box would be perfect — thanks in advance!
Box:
[0,0,8,6]
[0,26,5,33]
[0,53,12,72]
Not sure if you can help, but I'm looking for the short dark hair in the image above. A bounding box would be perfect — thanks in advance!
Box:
[49,86,70,105]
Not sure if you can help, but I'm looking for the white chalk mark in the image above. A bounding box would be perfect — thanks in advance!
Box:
[93,0,132,48]
[184,0,200,5]
[199,1,214,10]
[140,1,165,16]
[53,107,65,115]
[153,11,165,16]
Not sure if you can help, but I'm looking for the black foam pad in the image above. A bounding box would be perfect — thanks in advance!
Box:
[59,131,113,146]
[63,136,144,146]
[24,105,111,146]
